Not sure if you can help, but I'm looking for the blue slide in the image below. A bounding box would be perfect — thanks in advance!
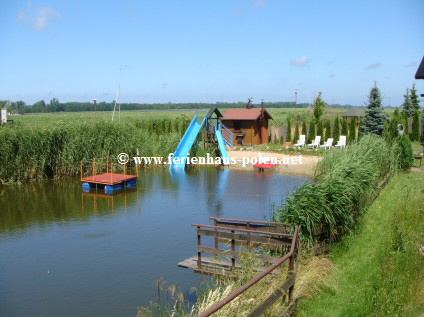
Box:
[215,125,229,165]
[169,114,206,169]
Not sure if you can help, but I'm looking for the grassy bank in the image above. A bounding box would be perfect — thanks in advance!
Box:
[273,135,395,243]
[296,170,424,316]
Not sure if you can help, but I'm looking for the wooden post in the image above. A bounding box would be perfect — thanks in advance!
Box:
[246,222,251,251]
[214,219,218,250]
[231,230,235,269]
[288,244,295,303]
[197,226,202,270]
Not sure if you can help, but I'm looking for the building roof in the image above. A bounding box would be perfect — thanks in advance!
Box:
[222,108,273,120]
[342,108,365,117]
[415,56,424,80]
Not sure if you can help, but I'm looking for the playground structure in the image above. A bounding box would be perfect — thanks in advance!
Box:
[169,107,233,169]
[80,158,137,194]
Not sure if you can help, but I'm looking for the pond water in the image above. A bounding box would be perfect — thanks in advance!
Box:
[0,167,307,317]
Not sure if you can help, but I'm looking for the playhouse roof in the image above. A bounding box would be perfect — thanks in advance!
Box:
[415,56,424,79]
[222,108,273,120]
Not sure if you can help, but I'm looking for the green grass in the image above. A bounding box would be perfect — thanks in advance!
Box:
[295,171,424,317]
[9,107,396,128]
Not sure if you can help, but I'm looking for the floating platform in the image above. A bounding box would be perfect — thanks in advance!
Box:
[81,173,137,194]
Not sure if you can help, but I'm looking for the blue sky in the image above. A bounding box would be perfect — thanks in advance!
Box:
[1,0,423,106]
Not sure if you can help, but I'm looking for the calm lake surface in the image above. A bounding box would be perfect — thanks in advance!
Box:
[0,167,307,317]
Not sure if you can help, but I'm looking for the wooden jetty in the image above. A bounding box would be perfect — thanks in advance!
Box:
[180,217,299,317]
[178,217,296,277]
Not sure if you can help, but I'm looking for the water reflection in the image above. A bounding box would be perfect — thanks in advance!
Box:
[0,168,307,317]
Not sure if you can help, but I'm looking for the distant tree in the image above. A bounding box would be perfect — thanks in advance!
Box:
[286,118,292,142]
[294,121,300,143]
[411,110,420,141]
[348,118,356,143]
[341,118,348,137]
[308,119,316,144]
[324,119,332,140]
[410,84,419,113]
[313,92,326,123]
[14,100,26,115]
[360,82,387,136]
[316,120,323,144]
[401,88,412,118]
[33,100,46,113]
[333,115,340,142]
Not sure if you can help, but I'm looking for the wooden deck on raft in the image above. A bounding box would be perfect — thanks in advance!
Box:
[81,173,137,185]
[178,217,296,277]
[178,255,281,276]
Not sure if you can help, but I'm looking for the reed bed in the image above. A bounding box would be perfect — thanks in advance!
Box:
[0,118,190,184]
[273,135,398,243]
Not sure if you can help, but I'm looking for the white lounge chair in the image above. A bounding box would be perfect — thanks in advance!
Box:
[320,138,334,149]
[308,136,321,148]
[293,135,306,148]
[335,135,346,148]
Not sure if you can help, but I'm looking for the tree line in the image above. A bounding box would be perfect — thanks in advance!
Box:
[0,99,358,114]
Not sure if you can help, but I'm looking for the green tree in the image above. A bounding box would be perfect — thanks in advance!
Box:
[360,82,387,136]
[302,120,307,138]
[401,88,412,118]
[316,120,323,144]
[313,92,326,123]
[411,110,420,141]
[333,115,340,142]
[410,84,419,113]
[308,119,316,144]
[341,118,348,137]
[286,118,292,142]
[324,119,332,140]
[348,118,356,143]
[294,121,300,143]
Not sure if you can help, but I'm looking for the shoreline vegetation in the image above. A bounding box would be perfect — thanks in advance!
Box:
[137,134,422,317]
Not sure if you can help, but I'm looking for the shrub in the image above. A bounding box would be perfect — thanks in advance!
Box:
[391,135,413,170]
[274,135,396,243]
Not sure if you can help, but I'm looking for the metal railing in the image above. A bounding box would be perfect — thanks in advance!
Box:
[220,123,233,147]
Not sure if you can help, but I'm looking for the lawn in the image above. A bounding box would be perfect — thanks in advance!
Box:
[295,170,424,316]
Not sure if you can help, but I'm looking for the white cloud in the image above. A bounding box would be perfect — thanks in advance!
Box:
[365,63,382,70]
[16,6,61,31]
[252,0,267,8]
[16,10,26,22]
[403,61,417,68]
[290,56,310,67]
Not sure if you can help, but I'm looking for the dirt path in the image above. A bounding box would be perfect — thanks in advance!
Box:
[226,150,322,177]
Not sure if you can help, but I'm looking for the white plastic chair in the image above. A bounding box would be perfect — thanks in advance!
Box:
[308,136,321,148]
[293,135,306,148]
[335,135,346,148]
[320,138,334,149]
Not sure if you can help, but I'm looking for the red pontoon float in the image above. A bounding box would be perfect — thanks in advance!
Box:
[253,160,278,171]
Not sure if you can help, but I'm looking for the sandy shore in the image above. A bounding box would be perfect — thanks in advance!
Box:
[226,150,322,177]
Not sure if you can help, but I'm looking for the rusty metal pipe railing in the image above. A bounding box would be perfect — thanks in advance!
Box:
[197,225,299,317]
[192,224,295,238]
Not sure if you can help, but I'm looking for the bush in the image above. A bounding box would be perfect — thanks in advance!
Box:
[274,135,396,243]
[391,135,414,170]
